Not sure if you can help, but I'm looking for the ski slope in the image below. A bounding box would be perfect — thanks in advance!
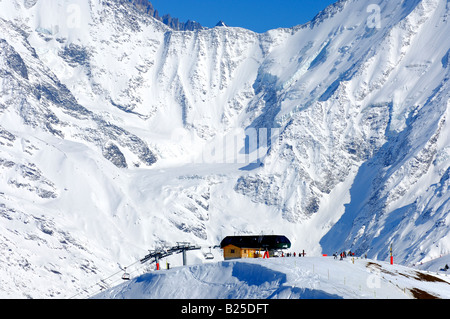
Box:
[93,256,450,299]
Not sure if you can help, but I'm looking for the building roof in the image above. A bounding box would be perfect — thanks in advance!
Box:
[220,235,291,250]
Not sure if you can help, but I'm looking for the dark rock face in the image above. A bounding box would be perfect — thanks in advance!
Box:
[130,0,205,31]
[103,143,128,168]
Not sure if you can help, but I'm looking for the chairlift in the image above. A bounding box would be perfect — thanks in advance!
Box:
[122,267,130,280]
[203,247,214,260]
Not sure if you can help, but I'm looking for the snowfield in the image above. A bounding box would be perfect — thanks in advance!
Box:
[93,256,450,299]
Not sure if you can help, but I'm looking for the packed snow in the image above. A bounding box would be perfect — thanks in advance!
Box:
[92,255,450,299]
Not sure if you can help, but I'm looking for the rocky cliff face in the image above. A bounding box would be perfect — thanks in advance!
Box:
[130,0,205,31]
[0,0,449,298]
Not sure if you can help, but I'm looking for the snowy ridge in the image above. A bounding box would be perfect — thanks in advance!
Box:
[93,257,450,299]
[0,0,449,298]
[130,0,205,32]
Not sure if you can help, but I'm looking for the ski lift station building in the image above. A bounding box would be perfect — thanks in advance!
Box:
[220,235,291,260]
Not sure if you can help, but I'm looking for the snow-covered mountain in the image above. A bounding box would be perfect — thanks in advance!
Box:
[0,0,449,298]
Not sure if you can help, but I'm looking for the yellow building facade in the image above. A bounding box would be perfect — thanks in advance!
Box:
[222,244,263,260]
[220,235,291,260]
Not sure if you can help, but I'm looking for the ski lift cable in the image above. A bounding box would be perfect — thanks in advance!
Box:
[70,242,218,299]
[69,258,143,299]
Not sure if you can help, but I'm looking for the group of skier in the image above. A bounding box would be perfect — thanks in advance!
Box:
[279,250,361,259]
[280,251,306,257]
[333,250,358,260]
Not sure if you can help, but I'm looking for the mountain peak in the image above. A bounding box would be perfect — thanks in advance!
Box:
[215,20,228,27]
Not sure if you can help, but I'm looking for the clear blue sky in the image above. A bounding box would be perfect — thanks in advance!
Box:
[149,0,338,33]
